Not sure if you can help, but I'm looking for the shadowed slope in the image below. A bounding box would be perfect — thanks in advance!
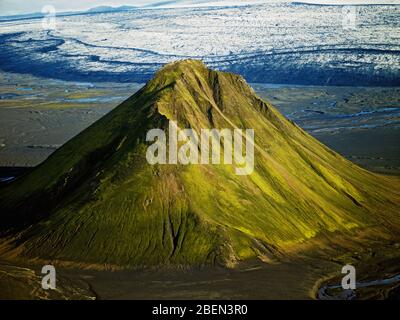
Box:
[1,60,399,268]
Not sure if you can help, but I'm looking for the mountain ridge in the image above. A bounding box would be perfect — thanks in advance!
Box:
[0,60,399,269]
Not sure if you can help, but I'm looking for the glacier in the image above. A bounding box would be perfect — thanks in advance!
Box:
[0,1,399,85]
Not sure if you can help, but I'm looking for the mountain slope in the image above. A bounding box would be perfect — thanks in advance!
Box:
[0,60,399,268]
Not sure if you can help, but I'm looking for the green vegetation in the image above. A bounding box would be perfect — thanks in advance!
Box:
[0,60,399,269]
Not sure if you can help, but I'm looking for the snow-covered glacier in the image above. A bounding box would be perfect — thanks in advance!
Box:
[0,2,399,85]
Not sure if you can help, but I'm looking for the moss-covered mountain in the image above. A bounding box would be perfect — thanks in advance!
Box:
[1,60,399,268]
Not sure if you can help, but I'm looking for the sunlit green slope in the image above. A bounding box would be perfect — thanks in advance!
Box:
[1,60,399,268]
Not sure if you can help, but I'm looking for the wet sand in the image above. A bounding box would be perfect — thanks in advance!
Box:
[1,253,399,300]
[0,258,332,300]
[0,71,140,167]
[256,84,400,175]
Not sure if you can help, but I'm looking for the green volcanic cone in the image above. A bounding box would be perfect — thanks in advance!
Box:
[1,60,399,269]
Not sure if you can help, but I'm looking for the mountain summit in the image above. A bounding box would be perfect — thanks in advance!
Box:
[1,60,399,268]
